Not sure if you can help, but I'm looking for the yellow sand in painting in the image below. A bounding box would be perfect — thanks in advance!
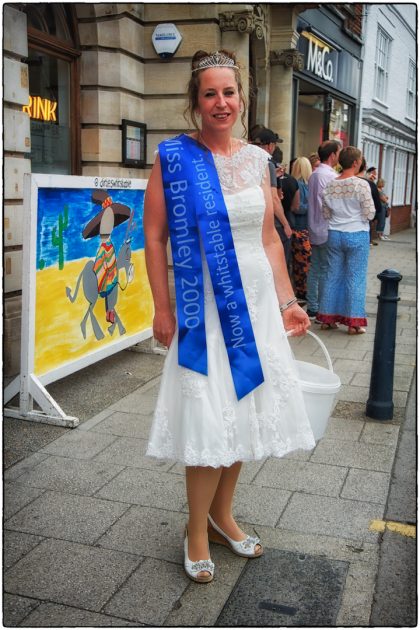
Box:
[34,249,154,376]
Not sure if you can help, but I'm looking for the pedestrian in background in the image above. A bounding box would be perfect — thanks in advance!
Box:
[251,128,293,265]
[358,160,382,246]
[366,166,377,182]
[377,178,391,240]
[144,49,315,585]
[289,156,312,301]
[308,152,320,171]
[306,140,340,321]
[271,147,299,274]
[275,151,299,234]
[317,146,375,334]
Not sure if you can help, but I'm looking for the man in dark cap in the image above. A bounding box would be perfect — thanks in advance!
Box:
[366,166,378,182]
[273,147,299,272]
[251,127,292,264]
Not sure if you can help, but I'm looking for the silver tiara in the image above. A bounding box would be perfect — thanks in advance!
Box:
[192,51,238,73]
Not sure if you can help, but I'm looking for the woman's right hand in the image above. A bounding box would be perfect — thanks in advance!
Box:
[153,309,176,348]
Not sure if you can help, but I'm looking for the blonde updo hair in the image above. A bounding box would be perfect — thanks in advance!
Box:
[184,49,248,136]
[291,157,313,184]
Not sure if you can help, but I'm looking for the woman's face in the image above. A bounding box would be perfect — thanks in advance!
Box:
[196,67,240,134]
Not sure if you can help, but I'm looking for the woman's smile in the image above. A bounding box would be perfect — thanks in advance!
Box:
[196,67,240,132]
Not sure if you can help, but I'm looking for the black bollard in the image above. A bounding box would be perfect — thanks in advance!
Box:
[366,269,402,420]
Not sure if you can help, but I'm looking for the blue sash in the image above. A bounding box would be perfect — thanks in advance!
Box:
[159,134,264,400]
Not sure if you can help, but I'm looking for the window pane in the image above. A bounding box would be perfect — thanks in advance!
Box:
[23,4,74,43]
[379,72,383,100]
[410,61,415,90]
[407,60,416,118]
[407,93,414,118]
[392,151,408,206]
[375,28,391,101]
[24,50,71,174]
[296,93,324,156]
[405,154,414,204]
[363,141,380,170]
[329,99,350,147]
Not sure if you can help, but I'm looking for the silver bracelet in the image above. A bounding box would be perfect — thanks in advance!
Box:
[279,297,298,313]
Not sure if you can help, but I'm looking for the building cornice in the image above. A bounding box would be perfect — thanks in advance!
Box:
[387,4,416,39]
[362,108,416,139]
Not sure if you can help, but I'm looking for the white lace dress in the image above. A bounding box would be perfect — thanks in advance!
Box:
[146,142,315,467]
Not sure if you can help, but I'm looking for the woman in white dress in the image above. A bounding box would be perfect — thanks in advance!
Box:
[144,50,315,583]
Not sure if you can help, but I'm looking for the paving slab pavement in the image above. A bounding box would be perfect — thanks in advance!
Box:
[3,228,416,627]
[370,373,417,626]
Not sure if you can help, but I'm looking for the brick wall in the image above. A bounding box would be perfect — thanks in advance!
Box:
[345,4,363,38]
[391,207,412,233]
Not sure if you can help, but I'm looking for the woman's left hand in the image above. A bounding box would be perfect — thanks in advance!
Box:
[282,303,310,336]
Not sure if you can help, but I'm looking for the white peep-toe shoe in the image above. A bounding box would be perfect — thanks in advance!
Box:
[184,530,215,583]
[208,514,263,558]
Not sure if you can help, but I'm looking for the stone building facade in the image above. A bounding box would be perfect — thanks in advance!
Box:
[3,2,363,376]
[358,3,416,232]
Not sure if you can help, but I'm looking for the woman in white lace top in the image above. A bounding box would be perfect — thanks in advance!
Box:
[317,146,375,334]
[143,49,315,584]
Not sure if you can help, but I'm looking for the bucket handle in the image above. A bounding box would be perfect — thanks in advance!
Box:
[286,329,334,372]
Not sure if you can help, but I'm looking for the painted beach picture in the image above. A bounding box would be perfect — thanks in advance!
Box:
[34,185,153,377]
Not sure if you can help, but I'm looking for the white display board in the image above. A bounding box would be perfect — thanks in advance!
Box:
[4,174,153,426]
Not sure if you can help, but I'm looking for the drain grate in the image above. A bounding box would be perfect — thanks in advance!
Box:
[259,601,298,616]
[216,548,349,627]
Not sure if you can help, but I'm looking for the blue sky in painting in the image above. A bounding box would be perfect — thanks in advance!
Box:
[36,188,145,270]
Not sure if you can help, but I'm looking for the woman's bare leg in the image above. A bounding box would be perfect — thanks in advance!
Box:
[209,463,262,553]
[185,465,223,571]
[209,462,242,533]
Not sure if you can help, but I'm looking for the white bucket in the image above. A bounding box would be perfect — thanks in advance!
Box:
[289,330,341,440]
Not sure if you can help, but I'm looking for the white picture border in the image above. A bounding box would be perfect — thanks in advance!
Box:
[4,174,152,426]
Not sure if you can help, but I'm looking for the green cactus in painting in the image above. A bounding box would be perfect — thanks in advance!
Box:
[51,205,69,270]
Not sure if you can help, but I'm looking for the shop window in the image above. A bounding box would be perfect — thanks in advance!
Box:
[374,27,391,103]
[19,3,80,174]
[392,151,408,206]
[329,99,350,147]
[296,93,324,156]
[406,59,416,120]
[296,85,354,156]
[25,51,71,173]
[24,3,73,40]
